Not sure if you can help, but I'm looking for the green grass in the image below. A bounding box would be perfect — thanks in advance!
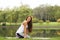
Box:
[51,37,60,40]
[33,22,60,30]
[0,22,60,26]
[0,37,60,40]
[33,22,60,27]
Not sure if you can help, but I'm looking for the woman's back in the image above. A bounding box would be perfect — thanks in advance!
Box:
[16,21,28,35]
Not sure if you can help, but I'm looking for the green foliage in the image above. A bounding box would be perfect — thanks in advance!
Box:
[0,5,33,23]
[39,20,44,24]
[0,5,60,23]
[33,5,60,22]
[46,20,50,23]
[32,17,39,23]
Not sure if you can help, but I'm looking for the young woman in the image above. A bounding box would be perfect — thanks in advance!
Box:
[16,16,32,38]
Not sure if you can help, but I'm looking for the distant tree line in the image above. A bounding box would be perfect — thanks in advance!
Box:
[0,5,32,23]
[33,5,60,22]
[0,5,60,23]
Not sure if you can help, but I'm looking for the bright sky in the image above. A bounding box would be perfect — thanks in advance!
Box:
[0,0,60,9]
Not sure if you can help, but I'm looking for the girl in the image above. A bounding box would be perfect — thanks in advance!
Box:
[16,16,32,38]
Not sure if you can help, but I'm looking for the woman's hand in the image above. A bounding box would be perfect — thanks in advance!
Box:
[24,36,27,38]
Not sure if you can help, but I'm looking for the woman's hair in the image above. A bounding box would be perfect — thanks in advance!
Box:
[26,16,32,32]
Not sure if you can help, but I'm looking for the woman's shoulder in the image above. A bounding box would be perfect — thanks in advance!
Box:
[22,20,27,27]
[22,20,27,24]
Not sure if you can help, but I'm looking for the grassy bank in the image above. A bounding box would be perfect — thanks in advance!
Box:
[33,22,60,27]
[0,37,60,40]
[0,22,60,26]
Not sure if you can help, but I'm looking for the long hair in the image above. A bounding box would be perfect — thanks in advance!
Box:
[26,16,32,32]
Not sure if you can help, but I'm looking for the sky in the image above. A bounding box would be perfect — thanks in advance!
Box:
[0,0,60,9]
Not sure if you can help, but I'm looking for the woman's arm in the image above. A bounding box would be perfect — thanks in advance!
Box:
[23,21,27,38]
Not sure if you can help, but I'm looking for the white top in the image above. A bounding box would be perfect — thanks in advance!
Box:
[16,21,30,38]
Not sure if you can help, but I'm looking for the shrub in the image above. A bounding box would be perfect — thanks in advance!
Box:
[2,22,6,26]
[57,19,60,23]
[32,17,39,23]
[46,20,50,23]
[39,20,44,24]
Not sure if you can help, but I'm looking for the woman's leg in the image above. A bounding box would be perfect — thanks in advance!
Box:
[16,33,24,38]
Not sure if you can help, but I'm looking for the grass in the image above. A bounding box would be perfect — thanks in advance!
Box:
[33,22,60,30]
[0,22,60,26]
[51,37,60,40]
[33,22,60,27]
[0,37,60,40]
